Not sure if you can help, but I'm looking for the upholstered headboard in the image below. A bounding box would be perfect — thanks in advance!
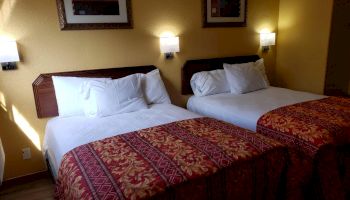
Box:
[181,55,260,95]
[32,65,157,118]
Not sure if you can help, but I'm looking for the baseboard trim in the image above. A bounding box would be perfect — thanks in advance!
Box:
[1,170,51,189]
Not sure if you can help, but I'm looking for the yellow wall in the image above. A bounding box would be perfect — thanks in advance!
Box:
[324,0,350,95]
[0,0,279,179]
[276,0,333,94]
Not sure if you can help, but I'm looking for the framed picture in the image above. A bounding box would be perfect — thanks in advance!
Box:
[203,0,247,27]
[56,0,132,30]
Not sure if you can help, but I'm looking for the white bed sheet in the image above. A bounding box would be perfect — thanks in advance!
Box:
[187,87,326,132]
[43,104,200,176]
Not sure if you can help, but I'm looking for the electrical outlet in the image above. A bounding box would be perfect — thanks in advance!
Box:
[22,148,31,160]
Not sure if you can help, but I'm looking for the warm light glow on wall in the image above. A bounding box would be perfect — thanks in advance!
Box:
[0,0,18,29]
[152,25,181,37]
[160,31,176,38]
[12,106,41,150]
[0,91,6,112]
[0,137,4,185]
[0,35,16,43]
[259,28,272,34]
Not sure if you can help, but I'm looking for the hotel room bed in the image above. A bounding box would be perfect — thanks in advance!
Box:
[182,55,350,200]
[188,86,325,131]
[33,65,289,200]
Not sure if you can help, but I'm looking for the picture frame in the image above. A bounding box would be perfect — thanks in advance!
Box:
[56,0,133,30]
[203,0,247,27]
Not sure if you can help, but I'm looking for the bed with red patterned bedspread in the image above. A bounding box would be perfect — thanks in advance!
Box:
[56,117,288,200]
[257,96,350,200]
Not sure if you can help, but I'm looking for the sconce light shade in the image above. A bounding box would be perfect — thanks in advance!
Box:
[160,36,180,54]
[260,32,276,47]
[0,40,20,63]
[0,40,20,70]
[159,36,180,59]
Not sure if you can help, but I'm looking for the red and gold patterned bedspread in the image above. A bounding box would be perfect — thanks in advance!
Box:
[257,97,350,200]
[56,117,288,200]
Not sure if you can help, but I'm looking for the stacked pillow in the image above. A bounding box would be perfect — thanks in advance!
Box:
[190,69,230,97]
[52,69,171,118]
[80,74,148,117]
[139,69,171,105]
[52,76,111,117]
[190,58,270,96]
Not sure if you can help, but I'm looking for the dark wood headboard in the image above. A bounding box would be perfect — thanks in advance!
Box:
[32,65,156,118]
[181,55,260,95]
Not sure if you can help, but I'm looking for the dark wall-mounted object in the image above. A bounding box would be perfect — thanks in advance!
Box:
[1,62,17,70]
[202,0,247,27]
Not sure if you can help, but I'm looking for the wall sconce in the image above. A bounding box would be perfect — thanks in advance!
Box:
[260,32,276,52]
[0,40,20,70]
[160,36,180,59]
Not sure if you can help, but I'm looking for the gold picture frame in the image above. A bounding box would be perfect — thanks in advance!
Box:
[56,0,133,30]
[203,0,247,27]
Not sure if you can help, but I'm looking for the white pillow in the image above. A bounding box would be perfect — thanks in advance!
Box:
[139,69,171,104]
[254,58,270,86]
[223,62,267,94]
[52,76,111,117]
[190,69,230,96]
[81,74,148,117]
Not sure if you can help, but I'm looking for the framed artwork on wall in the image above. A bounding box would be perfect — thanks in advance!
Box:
[56,0,132,30]
[203,0,247,27]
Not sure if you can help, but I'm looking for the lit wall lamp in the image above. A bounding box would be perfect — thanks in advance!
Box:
[160,36,180,59]
[260,32,276,52]
[0,40,20,70]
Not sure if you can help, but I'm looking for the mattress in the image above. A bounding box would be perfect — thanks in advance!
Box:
[187,87,325,131]
[43,104,200,177]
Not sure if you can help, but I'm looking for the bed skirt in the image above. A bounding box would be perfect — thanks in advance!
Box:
[257,96,350,200]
